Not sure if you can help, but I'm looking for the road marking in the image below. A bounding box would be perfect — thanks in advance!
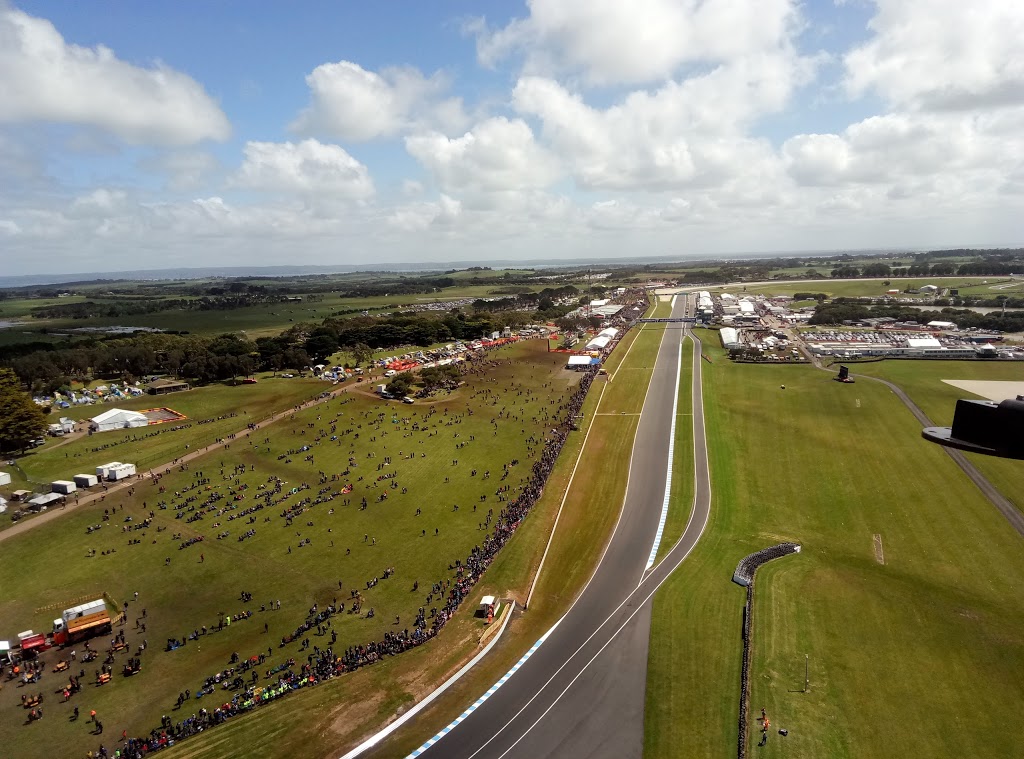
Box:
[485,327,713,759]
[648,327,711,575]
[338,604,525,759]
[610,299,654,382]
[406,623,561,758]
[645,331,683,571]
[525,383,607,609]
[342,311,668,759]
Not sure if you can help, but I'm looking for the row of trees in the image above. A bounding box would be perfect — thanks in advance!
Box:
[828,261,1023,279]
[5,302,563,394]
[5,331,313,395]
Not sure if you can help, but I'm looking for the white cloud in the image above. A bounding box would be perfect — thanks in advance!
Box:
[0,7,230,145]
[401,179,424,197]
[844,0,1024,111]
[782,112,1012,187]
[233,139,374,201]
[69,188,130,218]
[291,61,467,141]
[141,151,221,191]
[388,194,462,231]
[405,117,561,193]
[477,0,802,86]
[513,76,787,191]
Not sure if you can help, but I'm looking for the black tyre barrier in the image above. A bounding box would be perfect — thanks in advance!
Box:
[732,543,801,758]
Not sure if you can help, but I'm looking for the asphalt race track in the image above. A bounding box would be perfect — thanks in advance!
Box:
[403,294,712,759]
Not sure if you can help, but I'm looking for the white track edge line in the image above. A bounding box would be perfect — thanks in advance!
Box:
[493,326,714,758]
[338,601,522,759]
[644,295,683,570]
[343,308,662,759]
[405,621,561,758]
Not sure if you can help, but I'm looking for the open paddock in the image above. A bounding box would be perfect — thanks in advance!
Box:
[645,333,1024,759]
[0,340,588,759]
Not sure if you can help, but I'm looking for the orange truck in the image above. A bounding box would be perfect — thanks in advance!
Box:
[53,599,111,646]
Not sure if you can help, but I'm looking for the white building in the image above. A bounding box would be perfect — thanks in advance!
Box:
[720,327,741,349]
[90,408,148,433]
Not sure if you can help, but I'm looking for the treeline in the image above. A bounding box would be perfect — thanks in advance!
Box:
[808,302,1024,332]
[5,308,547,394]
[470,285,582,318]
[828,260,1022,279]
[7,333,296,394]
[30,293,306,320]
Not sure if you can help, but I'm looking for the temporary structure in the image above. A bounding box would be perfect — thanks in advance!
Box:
[90,408,148,433]
[51,480,77,495]
[73,474,100,488]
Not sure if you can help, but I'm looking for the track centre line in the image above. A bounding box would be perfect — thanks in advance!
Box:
[649,328,711,577]
[406,309,677,759]
[644,335,682,572]
[492,327,712,759]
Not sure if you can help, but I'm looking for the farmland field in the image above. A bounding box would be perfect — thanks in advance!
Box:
[0,286,507,343]
[0,339,587,759]
[713,277,1008,299]
[645,333,1024,759]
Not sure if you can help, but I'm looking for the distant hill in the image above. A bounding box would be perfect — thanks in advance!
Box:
[0,249,915,288]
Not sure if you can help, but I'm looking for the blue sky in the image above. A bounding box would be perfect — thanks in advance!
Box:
[1,1,1021,274]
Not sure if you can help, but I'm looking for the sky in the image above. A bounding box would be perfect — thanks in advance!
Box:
[0,0,1022,275]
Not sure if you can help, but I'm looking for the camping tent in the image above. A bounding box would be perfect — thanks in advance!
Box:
[90,408,148,433]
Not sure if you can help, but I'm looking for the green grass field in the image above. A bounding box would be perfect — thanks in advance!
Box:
[0,285,510,343]
[849,359,1024,516]
[645,333,1024,759]
[146,295,662,759]
[5,376,326,490]
[712,277,1003,300]
[0,340,585,759]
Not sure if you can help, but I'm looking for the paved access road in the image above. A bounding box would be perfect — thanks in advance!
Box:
[409,295,712,759]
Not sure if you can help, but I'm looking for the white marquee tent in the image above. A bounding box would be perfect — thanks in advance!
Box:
[90,408,148,433]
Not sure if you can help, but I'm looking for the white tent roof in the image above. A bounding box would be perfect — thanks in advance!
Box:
[91,408,147,425]
[567,355,593,365]
[907,336,942,349]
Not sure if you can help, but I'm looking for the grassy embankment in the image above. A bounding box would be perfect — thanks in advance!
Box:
[152,299,663,759]
[5,376,325,490]
[0,341,585,759]
[645,333,1024,759]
